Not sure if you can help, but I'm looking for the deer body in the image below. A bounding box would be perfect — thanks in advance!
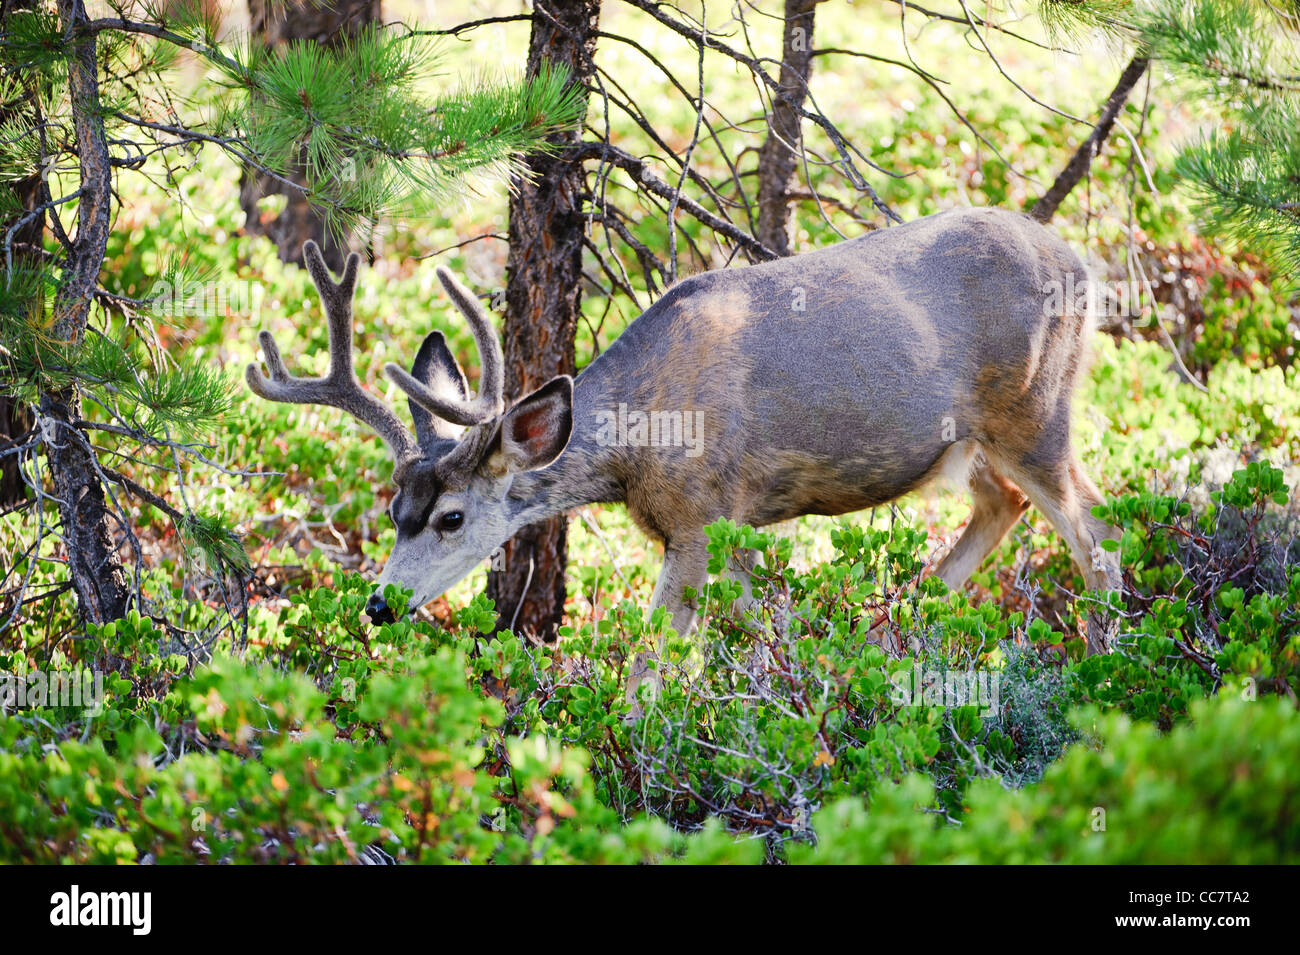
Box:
[249,207,1121,657]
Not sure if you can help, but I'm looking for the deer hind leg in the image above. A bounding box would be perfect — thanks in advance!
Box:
[866,449,1028,656]
[626,534,709,716]
[933,452,1031,592]
[1001,455,1122,655]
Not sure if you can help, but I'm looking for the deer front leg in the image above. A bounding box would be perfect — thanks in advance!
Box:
[625,533,709,716]
[722,546,761,621]
[721,545,788,699]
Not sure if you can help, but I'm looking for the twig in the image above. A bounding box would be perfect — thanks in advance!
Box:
[1031,56,1151,223]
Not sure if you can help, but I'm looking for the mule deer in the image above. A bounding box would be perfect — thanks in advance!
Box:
[247,208,1121,662]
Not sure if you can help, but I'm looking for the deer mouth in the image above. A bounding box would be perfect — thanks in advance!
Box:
[364,589,401,625]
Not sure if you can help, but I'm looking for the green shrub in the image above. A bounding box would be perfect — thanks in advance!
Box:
[793,694,1300,864]
[1081,462,1300,726]
[6,459,1296,864]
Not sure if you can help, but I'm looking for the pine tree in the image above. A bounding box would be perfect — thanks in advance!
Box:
[487,0,600,641]
[0,0,583,628]
[1044,0,1299,277]
[239,0,382,269]
[0,0,40,511]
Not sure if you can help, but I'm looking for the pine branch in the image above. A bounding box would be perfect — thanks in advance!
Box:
[1135,0,1300,94]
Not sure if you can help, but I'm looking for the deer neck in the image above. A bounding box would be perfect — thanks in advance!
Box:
[503,369,624,528]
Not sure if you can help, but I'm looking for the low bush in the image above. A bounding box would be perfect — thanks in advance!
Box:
[797,694,1300,864]
[2,461,1295,863]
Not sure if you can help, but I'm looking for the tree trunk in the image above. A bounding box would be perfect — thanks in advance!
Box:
[0,0,40,509]
[487,0,600,642]
[755,0,818,257]
[50,0,130,623]
[239,0,381,270]
[0,396,31,509]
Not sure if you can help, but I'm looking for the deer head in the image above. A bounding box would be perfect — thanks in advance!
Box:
[246,242,573,623]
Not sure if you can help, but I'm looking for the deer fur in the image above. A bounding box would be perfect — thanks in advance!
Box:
[248,207,1122,667]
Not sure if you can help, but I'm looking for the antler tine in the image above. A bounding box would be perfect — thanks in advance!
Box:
[435,266,505,411]
[246,241,418,462]
[384,266,505,427]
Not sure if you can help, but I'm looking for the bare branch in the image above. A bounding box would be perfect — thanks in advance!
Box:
[570,141,781,261]
[1031,56,1151,223]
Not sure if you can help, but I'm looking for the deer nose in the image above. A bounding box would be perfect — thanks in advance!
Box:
[365,590,396,625]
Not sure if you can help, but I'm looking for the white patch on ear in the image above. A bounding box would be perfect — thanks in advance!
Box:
[489,376,573,474]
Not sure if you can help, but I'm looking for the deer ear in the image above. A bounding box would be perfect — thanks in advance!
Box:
[409,331,468,445]
[489,376,573,475]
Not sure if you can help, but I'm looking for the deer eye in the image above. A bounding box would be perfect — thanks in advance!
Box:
[438,511,465,532]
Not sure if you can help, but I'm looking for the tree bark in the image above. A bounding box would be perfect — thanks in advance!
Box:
[50,0,130,623]
[487,0,600,642]
[0,1,39,509]
[0,396,31,509]
[1030,55,1150,223]
[755,0,818,257]
[239,0,381,270]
